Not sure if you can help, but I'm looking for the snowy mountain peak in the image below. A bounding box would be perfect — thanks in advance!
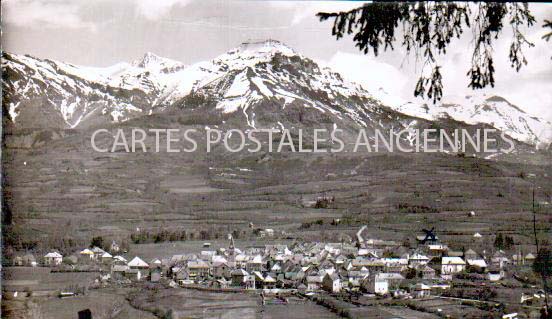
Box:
[389,93,552,145]
[3,43,551,148]
[131,52,185,73]
[212,39,298,70]
[234,39,296,56]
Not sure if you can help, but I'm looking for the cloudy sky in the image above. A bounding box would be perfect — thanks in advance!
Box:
[2,0,551,120]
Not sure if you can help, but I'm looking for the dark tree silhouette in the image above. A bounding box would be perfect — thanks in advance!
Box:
[318,2,537,102]
[534,246,551,317]
[90,236,104,249]
[544,20,552,48]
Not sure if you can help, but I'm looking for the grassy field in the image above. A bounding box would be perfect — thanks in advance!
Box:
[2,288,157,319]
[4,127,551,249]
[2,267,98,293]
[129,287,259,318]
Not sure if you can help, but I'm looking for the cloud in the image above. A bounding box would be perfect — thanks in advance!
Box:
[327,51,408,96]
[133,0,193,20]
[2,0,95,30]
[2,0,195,28]
[268,1,368,25]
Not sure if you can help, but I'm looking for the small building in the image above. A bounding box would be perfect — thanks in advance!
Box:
[524,253,536,264]
[306,275,323,291]
[413,283,431,298]
[111,264,129,280]
[263,274,277,289]
[128,256,149,269]
[150,269,162,282]
[441,257,465,275]
[91,247,106,260]
[362,273,388,295]
[101,252,113,263]
[253,271,265,288]
[322,272,341,293]
[259,229,275,238]
[150,259,162,267]
[24,254,37,266]
[231,269,250,287]
[187,260,210,279]
[212,261,230,278]
[246,255,264,272]
[14,254,36,267]
[113,256,127,264]
[125,269,144,281]
[377,273,404,290]
[487,267,504,282]
[408,253,430,267]
[44,252,63,266]
[491,250,510,268]
[427,244,448,257]
[419,265,436,279]
[79,248,94,260]
[174,268,190,282]
[466,258,488,272]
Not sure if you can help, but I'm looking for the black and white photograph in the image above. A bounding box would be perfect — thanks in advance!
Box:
[1,1,551,318]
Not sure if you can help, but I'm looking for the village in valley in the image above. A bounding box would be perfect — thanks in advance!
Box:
[7,216,548,319]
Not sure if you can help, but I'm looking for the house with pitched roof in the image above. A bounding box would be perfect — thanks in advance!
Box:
[79,248,94,260]
[306,274,323,291]
[187,260,210,279]
[128,256,149,269]
[362,273,388,295]
[44,252,63,266]
[413,283,431,298]
[441,257,466,276]
[322,272,341,293]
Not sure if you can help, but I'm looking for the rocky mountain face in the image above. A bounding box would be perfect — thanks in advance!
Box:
[1,51,186,129]
[389,94,552,147]
[2,40,551,147]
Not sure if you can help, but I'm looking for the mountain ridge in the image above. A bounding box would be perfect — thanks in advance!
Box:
[2,40,551,146]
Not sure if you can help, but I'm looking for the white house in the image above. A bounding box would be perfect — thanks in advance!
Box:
[488,271,503,282]
[408,253,430,266]
[91,247,105,260]
[150,258,162,267]
[466,258,487,270]
[441,257,466,275]
[306,275,323,291]
[101,252,113,262]
[113,255,127,263]
[128,256,149,269]
[487,266,504,282]
[363,273,389,295]
[44,252,63,266]
[413,283,431,298]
